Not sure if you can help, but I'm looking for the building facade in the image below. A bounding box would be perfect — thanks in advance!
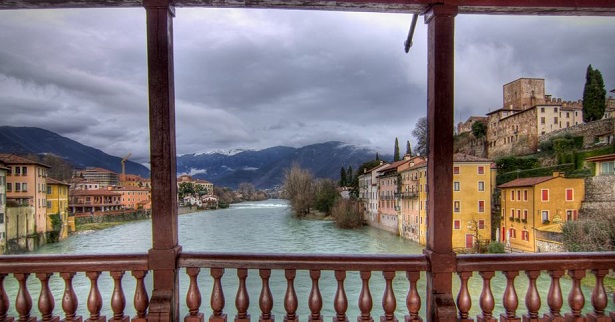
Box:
[78,167,120,187]
[46,178,71,239]
[0,163,8,245]
[358,162,388,223]
[499,173,585,253]
[399,157,426,242]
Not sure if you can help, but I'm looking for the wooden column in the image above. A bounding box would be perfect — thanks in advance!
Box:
[423,4,458,322]
[144,1,181,322]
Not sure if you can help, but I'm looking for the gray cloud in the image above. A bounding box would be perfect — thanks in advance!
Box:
[0,9,613,163]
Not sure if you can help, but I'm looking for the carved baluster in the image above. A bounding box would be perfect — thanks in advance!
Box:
[0,273,14,322]
[381,271,397,322]
[60,272,82,322]
[259,269,274,322]
[523,271,541,322]
[404,272,421,322]
[132,270,149,322]
[357,271,373,322]
[110,271,128,322]
[37,273,59,322]
[235,269,250,322]
[456,272,472,322]
[14,273,35,322]
[283,270,298,322]
[588,269,609,322]
[610,286,615,322]
[500,271,519,322]
[334,271,348,322]
[210,268,226,322]
[86,271,105,322]
[477,271,496,322]
[308,270,323,322]
[565,270,585,321]
[544,270,564,322]
[185,268,204,322]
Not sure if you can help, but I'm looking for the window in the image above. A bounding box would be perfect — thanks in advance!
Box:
[541,189,549,201]
[541,117,545,124]
[22,183,27,192]
[454,220,460,230]
[478,200,485,213]
[0,176,4,186]
[454,182,460,191]
[554,117,558,124]
[540,107,545,113]
[6,183,11,192]
[47,186,52,194]
[523,210,528,221]
[542,211,549,223]
[510,208,515,219]
[0,193,4,205]
[14,167,21,176]
[516,190,520,200]
[522,230,529,241]
[22,167,27,176]
[453,167,459,174]
[566,188,573,201]
[600,161,615,175]
[454,201,460,213]
[509,228,516,239]
[566,210,578,221]
[47,201,52,208]
[554,107,558,112]
[478,219,485,229]
[478,181,484,192]
[15,183,21,192]
[523,190,528,201]
[477,166,485,174]
[0,215,4,224]
[517,209,521,219]
[511,190,515,201]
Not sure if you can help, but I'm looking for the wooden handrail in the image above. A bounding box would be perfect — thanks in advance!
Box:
[456,252,615,272]
[0,253,149,273]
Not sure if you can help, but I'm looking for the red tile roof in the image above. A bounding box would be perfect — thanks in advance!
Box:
[46,177,70,186]
[498,176,554,188]
[0,154,51,168]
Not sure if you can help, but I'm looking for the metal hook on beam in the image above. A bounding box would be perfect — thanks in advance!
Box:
[404,13,419,53]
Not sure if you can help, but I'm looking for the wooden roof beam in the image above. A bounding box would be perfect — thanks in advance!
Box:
[2,0,615,15]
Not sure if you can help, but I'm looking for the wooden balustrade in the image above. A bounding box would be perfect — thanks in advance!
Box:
[0,252,613,322]
[0,254,149,322]
[456,253,615,322]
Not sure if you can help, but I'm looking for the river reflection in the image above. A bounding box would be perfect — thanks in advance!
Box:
[11,199,613,319]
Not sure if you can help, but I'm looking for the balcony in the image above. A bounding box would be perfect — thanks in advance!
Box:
[2,1,614,322]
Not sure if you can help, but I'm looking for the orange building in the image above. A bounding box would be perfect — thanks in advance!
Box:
[0,154,51,234]
[110,186,151,209]
[498,173,585,252]
[69,189,122,215]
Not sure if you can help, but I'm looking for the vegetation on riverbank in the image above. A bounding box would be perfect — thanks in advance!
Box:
[75,221,130,231]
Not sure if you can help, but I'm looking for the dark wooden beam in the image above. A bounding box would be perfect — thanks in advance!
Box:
[2,0,615,15]
[424,3,457,322]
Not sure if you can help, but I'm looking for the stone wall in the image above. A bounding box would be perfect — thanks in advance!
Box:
[456,136,488,158]
[4,206,45,254]
[535,239,565,253]
[580,175,615,218]
[539,118,614,148]
[75,210,151,224]
[488,108,538,158]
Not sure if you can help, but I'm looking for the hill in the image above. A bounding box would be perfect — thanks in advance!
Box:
[0,126,151,178]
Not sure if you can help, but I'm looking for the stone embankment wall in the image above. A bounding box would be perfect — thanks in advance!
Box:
[539,118,614,147]
[75,210,151,225]
[580,175,615,218]
[456,136,488,158]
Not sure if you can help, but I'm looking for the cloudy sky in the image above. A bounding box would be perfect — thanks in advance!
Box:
[0,8,613,163]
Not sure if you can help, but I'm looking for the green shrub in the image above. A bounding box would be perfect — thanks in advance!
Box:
[487,241,506,253]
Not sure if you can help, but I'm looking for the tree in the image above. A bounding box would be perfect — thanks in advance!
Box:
[471,121,487,138]
[376,152,380,161]
[393,137,400,161]
[178,182,195,199]
[346,166,353,186]
[282,163,315,218]
[314,179,338,215]
[238,182,256,200]
[339,167,347,187]
[406,140,412,156]
[411,117,428,156]
[582,64,607,122]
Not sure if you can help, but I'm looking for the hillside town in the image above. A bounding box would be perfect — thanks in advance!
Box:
[0,156,219,254]
[358,77,615,253]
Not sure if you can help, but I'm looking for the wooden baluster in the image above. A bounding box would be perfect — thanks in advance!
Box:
[334,271,348,322]
[14,273,35,322]
[110,271,128,322]
[456,272,473,322]
[477,271,496,322]
[522,271,541,322]
[235,269,250,322]
[381,271,397,322]
[131,270,149,322]
[357,271,373,322]
[259,269,274,322]
[404,272,421,322]
[185,268,204,322]
[210,268,227,322]
[564,270,585,322]
[0,273,14,322]
[37,273,60,322]
[610,285,615,322]
[544,270,564,322]
[282,270,298,322]
[587,269,609,322]
[500,271,520,322]
[86,271,106,322]
[60,272,82,322]
[309,270,323,322]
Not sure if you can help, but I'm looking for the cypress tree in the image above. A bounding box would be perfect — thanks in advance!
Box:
[376,152,380,161]
[347,166,353,186]
[406,140,412,156]
[340,167,347,187]
[583,64,607,122]
[393,137,400,161]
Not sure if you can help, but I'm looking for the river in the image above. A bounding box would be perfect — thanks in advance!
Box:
[7,199,612,319]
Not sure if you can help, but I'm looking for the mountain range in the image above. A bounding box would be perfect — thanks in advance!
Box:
[0,126,389,189]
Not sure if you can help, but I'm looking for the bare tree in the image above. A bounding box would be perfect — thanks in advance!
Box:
[411,117,428,156]
[282,163,315,218]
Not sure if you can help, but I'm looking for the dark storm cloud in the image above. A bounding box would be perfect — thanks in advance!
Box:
[0,8,613,162]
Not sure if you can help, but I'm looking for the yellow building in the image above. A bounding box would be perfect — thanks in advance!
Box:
[416,154,494,250]
[46,178,72,240]
[498,173,585,253]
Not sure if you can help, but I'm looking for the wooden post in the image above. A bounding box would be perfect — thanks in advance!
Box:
[144,1,181,322]
[423,4,458,322]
